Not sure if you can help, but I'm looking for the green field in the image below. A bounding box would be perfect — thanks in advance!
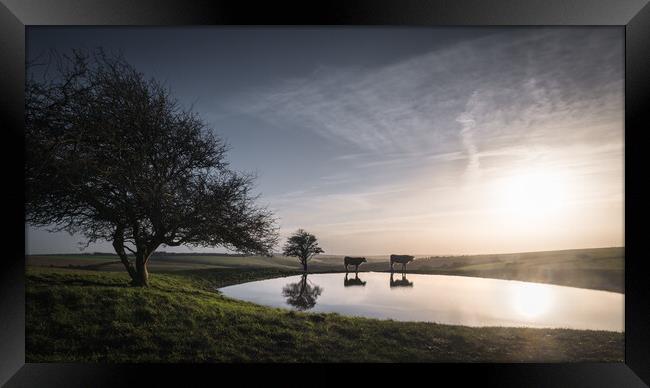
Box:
[28,246,624,292]
[26,266,624,362]
[384,247,625,293]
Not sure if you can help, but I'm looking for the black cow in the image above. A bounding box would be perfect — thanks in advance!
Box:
[390,254,414,272]
[344,256,367,273]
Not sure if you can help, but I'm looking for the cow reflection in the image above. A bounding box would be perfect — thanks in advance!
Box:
[344,272,367,287]
[282,274,323,311]
[390,272,414,288]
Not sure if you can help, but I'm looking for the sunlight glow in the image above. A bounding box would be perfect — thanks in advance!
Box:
[512,282,553,318]
[495,168,571,220]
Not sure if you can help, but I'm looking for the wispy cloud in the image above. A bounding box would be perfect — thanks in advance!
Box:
[230,29,622,168]
[456,93,482,181]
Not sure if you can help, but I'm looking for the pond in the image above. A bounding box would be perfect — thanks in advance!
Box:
[218,272,624,332]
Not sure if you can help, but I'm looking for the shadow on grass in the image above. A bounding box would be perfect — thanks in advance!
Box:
[30,277,131,288]
[76,260,123,270]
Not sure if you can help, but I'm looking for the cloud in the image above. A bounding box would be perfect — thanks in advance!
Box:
[455,92,482,180]
[229,28,622,169]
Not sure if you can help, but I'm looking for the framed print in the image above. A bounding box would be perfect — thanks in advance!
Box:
[1,0,649,386]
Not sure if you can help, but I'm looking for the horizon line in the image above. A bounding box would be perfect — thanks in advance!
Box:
[26,245,624,258]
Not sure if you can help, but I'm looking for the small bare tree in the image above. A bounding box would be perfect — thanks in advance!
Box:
[25,49,278,286]
[282,229,324,272]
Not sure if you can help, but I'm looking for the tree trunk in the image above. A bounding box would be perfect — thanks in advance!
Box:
[302,260,307,272]
[112,234,137,282]
[111,226,158,287]
[133,252,149,287]
[118,253,137,281]
[134,254,149,287]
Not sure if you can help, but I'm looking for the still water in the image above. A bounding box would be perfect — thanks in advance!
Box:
[218,272,624,332]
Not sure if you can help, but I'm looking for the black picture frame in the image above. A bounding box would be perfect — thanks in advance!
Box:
[1,0,648,386]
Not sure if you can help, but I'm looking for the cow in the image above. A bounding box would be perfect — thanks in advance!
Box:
[390,254,414,272]
[344,256,367,273]
[390,272,414,287]
[344,272,367,287]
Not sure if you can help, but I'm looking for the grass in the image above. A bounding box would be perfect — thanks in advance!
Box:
[26,247,624,292]
[395,247,624,292]
[26,266,624,363]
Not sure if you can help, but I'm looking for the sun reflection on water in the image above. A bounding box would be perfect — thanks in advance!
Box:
[512,282,553,318]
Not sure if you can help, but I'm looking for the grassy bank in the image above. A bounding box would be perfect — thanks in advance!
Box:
[26,266,624,362]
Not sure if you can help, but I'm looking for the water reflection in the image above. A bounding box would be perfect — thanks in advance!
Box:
[281,274,323,311]
[511,282,553,318]
[390,272,414,288]
[344,272,367,287]
[219,272,624,331]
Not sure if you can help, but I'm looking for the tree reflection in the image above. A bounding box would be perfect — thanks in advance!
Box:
[282,274,323,310]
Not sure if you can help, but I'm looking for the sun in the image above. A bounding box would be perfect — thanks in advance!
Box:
[495,168,570,220]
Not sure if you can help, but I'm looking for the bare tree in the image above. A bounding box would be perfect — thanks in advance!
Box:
[25,49,278,286]
[282,229,324,272]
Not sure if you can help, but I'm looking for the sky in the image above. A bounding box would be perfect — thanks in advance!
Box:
[25,27,624,256]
